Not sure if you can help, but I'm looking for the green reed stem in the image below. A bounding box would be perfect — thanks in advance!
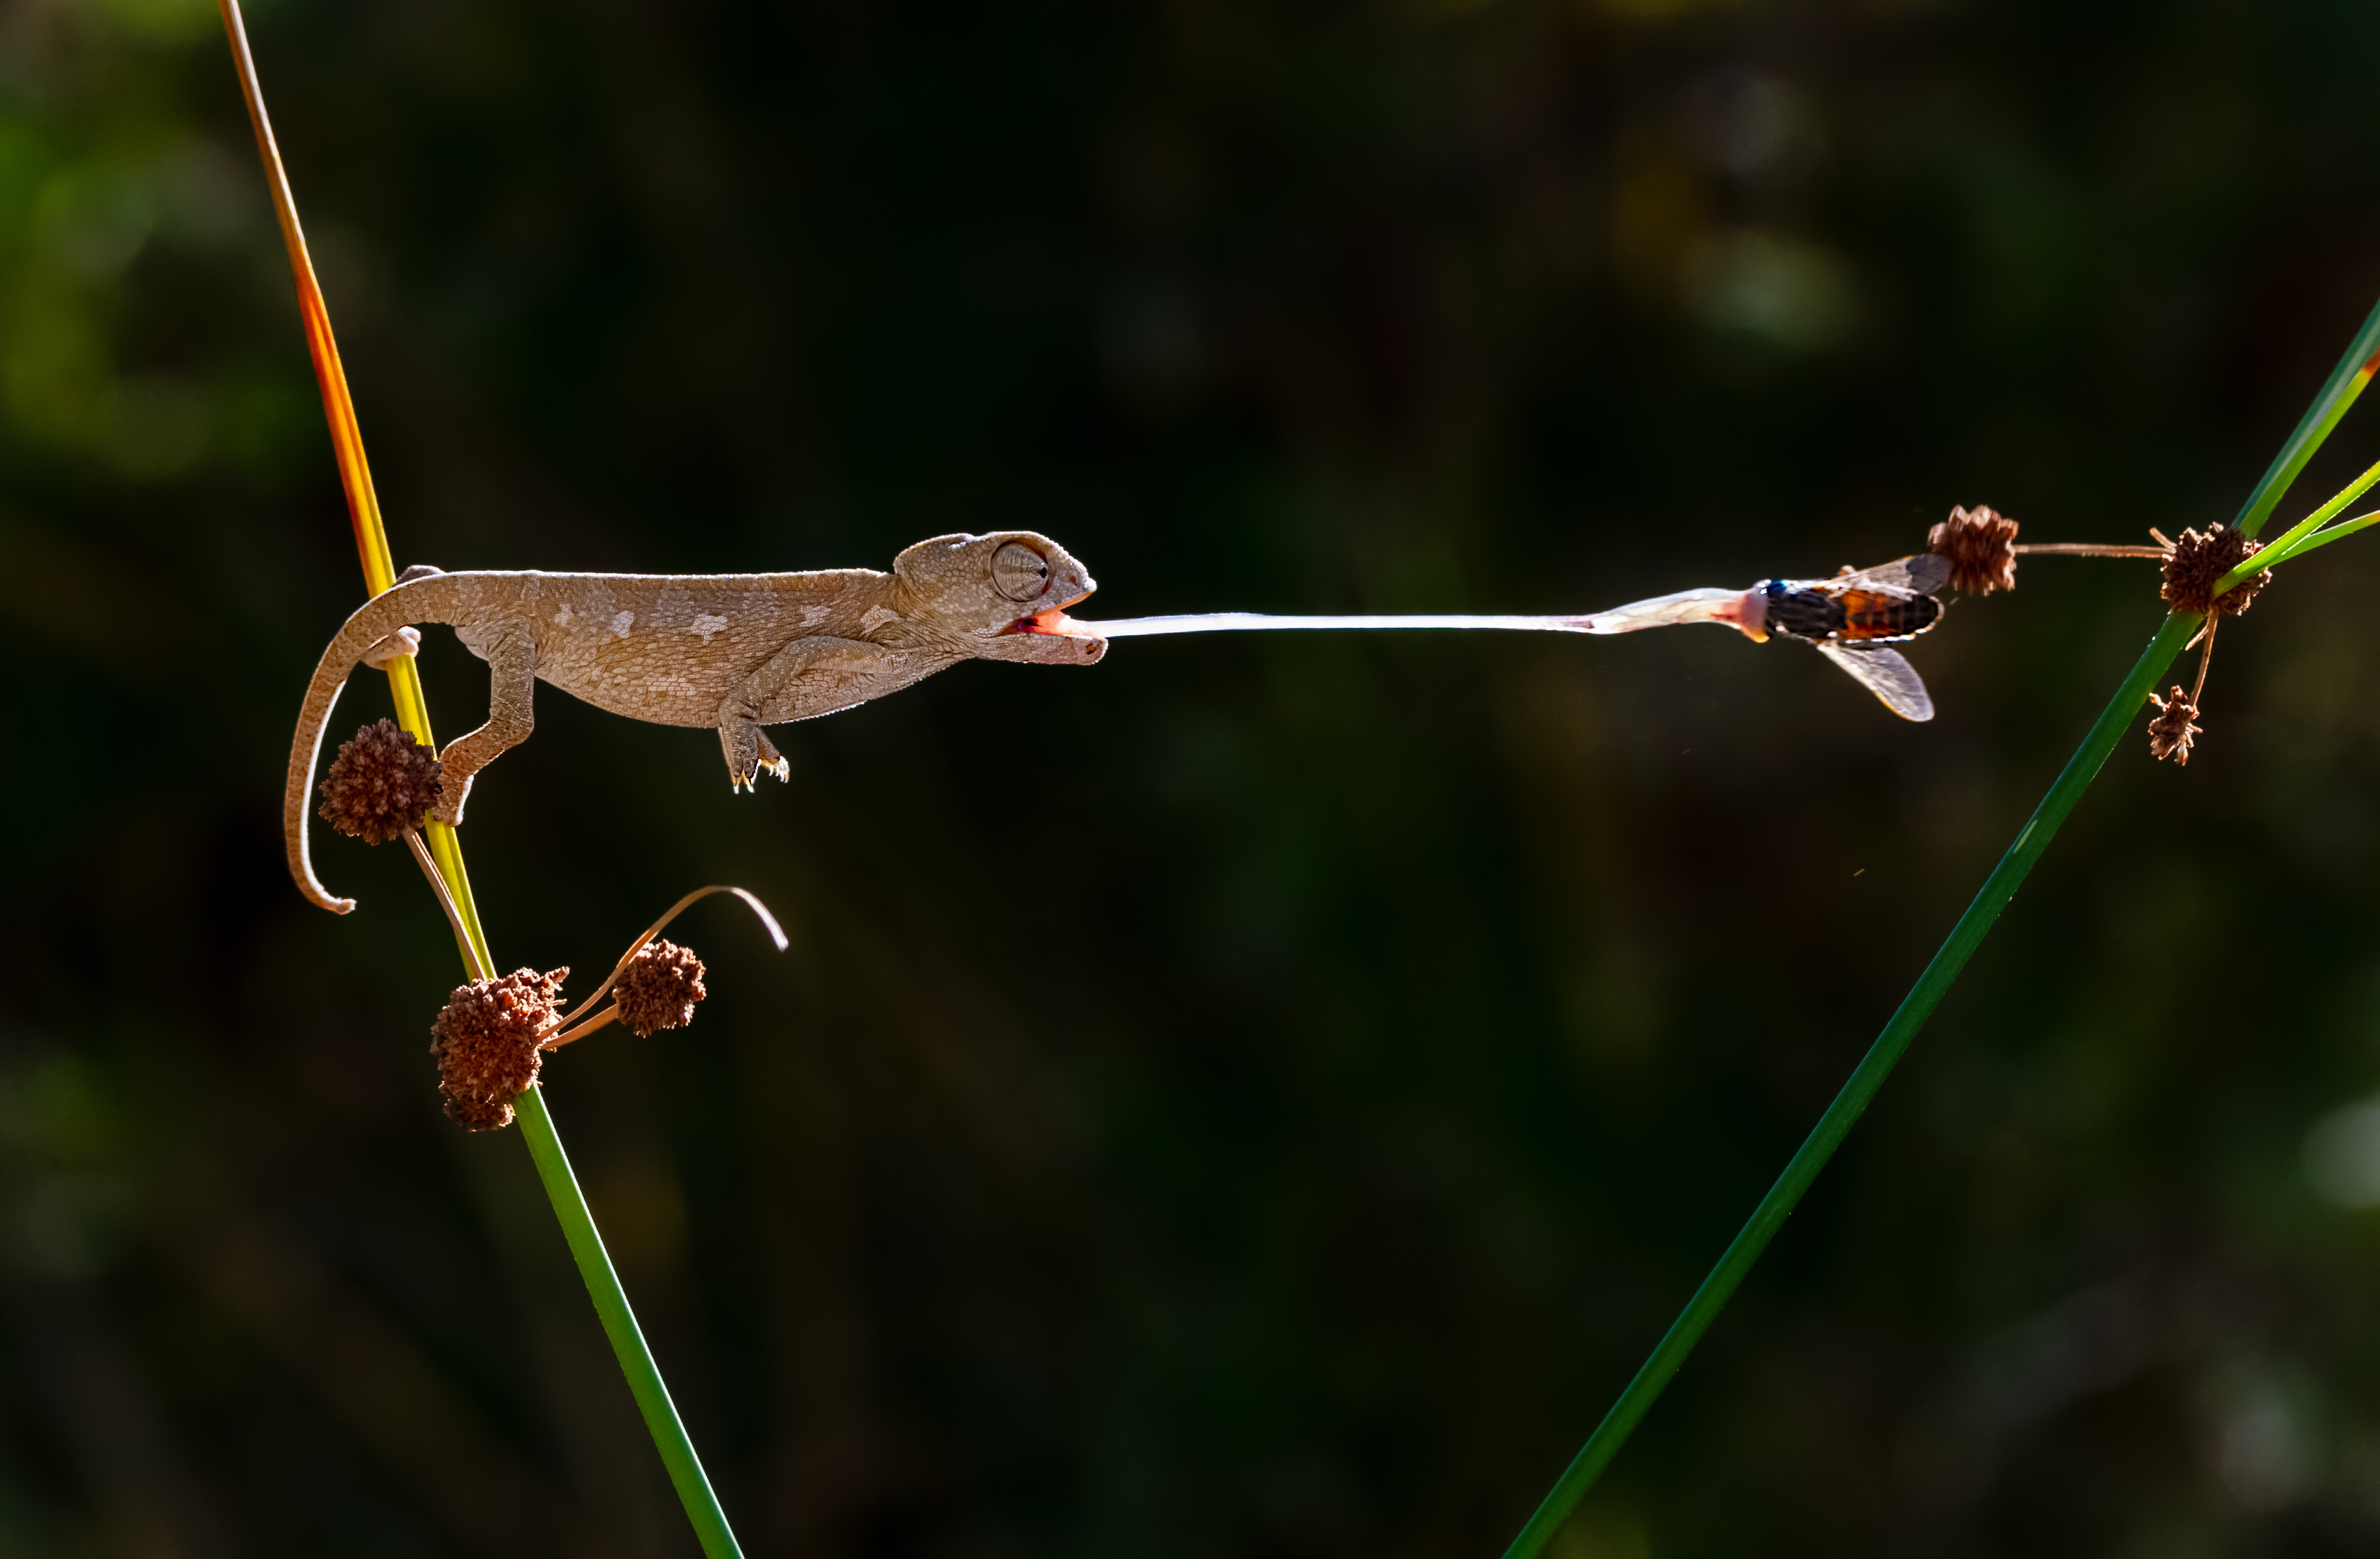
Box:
[1503,293,2380,1558]
[218,5,742,1552]
[512,1089,742,1556]
[1500,612,2195,1558]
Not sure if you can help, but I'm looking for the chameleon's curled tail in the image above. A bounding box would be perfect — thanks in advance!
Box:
[287,573,479,913]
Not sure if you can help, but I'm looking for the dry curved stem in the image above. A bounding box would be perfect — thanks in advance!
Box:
[546,1006,620,1051]
[1929,505,2166,596]
[2184,608,2220,658]
[405,832,487,982]
[554,885,786,1031]
[2144,613,2221,766]
[2011,543,2169,558]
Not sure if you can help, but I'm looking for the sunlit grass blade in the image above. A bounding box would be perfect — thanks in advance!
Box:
[216,5,744,1553]
[1502,295,2380,1558]
[2262,507,2380,566]
[2221,454,2380,592]
[214,0,391,595]
[2234,298,2380,540]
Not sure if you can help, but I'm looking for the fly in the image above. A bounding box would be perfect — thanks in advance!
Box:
[1568,553,1950,720]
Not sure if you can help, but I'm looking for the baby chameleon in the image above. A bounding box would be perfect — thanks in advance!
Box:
[287,531,1105,913]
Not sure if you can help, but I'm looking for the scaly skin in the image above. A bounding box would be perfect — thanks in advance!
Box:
[288,531,1104,913]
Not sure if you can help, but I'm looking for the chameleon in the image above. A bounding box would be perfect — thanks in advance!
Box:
[287,530,1105,913]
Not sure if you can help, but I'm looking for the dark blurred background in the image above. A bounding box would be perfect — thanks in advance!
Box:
[9,0,2380,1553]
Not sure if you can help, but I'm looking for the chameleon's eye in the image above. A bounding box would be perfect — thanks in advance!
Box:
[991,542,1050,602]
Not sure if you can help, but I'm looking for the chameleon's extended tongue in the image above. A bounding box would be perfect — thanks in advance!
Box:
[1038,587,1747,639]
[1058,610,1598,637]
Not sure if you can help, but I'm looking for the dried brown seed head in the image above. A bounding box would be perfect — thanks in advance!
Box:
[319,719,445,845]
[430,966,568,1131]
[1927,504,2021,595]
[614,939,707,1037]
[2145,686,2203,765]
[2160,525,2271,617]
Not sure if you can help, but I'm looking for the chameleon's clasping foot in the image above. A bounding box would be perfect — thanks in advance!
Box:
[361,626,422,668]
[755,731,789,783]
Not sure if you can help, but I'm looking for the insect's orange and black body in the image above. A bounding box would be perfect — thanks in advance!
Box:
[1758,581,1943,644]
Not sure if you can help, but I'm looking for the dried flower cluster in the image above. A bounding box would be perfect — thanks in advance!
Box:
[2145,687,2203,765]
[2160,525,2271,617]
[430,966,568,1130]
[1927,504,2021,595]
[614,939,707,1037]
[319,719,444,844]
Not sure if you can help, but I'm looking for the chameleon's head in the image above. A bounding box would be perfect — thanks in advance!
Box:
[893,530,1107,665]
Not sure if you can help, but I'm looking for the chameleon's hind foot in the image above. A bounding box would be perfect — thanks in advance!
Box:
[719,721,788,792]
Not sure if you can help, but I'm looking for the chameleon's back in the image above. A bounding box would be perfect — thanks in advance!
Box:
[499,568,911,728]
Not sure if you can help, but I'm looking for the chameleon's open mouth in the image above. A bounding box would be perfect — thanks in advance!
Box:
[1007,609,1086,637]
[1004,590,1098,637]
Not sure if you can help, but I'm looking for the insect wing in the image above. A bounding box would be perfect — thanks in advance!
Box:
[1901,551,1953,595]
[1809,553,1952,597]
[1812,640,1935,722]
